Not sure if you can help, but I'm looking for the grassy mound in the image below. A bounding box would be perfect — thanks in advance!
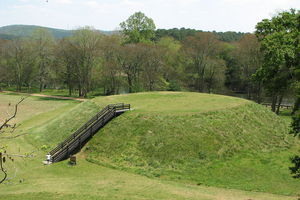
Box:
[84,92,299,195]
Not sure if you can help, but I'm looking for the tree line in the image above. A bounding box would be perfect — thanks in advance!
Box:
[0,12,264,101]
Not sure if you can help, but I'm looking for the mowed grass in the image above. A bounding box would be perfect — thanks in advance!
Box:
[0,93,78,124]
[0,92,299,200]
[1,159,295,200]
[86,92,300,195]
[92,91,250,114]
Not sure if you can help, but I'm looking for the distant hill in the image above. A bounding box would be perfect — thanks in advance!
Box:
[0,25,73,39]
[0,25,245,42]
[0,33,18,40]
[0,25,116,40]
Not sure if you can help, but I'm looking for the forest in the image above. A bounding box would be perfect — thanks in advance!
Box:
[0,10,298,113]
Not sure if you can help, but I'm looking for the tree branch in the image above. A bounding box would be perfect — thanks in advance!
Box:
[0,153,7,184]
[0,96,27,132]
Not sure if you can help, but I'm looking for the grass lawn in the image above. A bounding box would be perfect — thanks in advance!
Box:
[0,92,299,199]
[0,93,79,124]
[92,91,250,114]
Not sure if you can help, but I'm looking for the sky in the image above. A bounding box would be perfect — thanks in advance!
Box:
[0,0,299,32]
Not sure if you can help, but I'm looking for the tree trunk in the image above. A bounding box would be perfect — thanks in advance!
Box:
[247,83,251,100]
[127,75,133,93]
[276,95,283,115]
[256,81,262,104]
[39,81,43,92]
[271,94,277,113]
[78,83,82,97]
[68,84,72,96]
[292,97,300,115]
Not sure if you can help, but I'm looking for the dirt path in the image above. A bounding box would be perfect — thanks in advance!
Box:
[0,91,87,102]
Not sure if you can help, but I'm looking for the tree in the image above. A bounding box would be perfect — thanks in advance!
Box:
[120,12,156,44]
[31,28,55,92]
[60,27,102,97]
[56,38,78,96]
[255,9,299,113]
[117,43,146,93]
[204,58,226,93]
[221,43,241,92]
[4,39,36,91]
[157,37,184,89]
[141,44,164,91]
[234,34,263,101]
[261,9,300,178]
[99,35,123,95]
[183,32,222,92]
[0,39,12,91]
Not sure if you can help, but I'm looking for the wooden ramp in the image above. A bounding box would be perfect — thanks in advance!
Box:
[48,103,130,163]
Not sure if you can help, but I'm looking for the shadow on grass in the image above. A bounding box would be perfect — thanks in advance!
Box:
[34,96,80,102]
[278,109,293,117]
[1,92,27,96]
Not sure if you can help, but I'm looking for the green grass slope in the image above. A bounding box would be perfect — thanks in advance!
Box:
[85,92,300,195]
[26,101,100,150]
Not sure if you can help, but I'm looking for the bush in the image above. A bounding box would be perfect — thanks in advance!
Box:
[167,80,181,91]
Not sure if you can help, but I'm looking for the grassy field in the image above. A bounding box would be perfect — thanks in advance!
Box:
[0,92,299,199]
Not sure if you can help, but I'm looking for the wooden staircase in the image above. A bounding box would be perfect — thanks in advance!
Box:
[48,103,130,163]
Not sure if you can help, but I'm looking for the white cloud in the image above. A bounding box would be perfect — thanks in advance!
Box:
[85,1,99,7]
[55,0,73,4]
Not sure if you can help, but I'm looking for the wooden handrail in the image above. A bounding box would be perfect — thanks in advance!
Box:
[48,103,130,163]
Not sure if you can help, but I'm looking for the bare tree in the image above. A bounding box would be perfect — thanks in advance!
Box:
[117,44,147,93]
[31,28,55,92]
[183,32,221,92]
[0,96,26,184]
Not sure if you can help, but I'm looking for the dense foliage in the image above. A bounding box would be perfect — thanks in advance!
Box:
[255,9,299,113]
[155,28,244,42]
[256,9,300,178]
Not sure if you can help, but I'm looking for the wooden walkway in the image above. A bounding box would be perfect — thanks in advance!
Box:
[48,103,130,163]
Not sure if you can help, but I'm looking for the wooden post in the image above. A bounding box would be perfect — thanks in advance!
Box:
[69,155,76,165]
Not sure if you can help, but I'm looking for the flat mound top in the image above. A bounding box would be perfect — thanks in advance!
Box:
[92,92,250,114]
